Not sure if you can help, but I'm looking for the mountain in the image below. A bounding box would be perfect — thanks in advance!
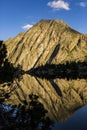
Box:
[5,19,87,70]
[3,19,87,121]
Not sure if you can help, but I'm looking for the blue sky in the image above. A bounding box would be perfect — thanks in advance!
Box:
[0,0,87,40]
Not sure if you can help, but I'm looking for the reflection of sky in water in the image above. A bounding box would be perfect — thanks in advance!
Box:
[1,104,87,129]
[0,104,12,112]
[52,105,87,130]
[0,104,18,117]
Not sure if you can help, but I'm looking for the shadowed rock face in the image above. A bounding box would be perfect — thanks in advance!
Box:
[3,19,87,121]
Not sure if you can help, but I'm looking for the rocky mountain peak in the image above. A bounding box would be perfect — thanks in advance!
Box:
[5,19,87,70]
[2,19,87,121]
[32,19,70,33]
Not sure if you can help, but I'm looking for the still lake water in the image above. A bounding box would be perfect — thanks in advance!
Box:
[52,105,87,130]
[1,65,87,129]
[1,104,87,130]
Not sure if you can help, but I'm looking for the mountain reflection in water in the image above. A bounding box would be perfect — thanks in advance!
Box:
[0,62,87,129]
[2,77,87,121]
[1,101,87,129]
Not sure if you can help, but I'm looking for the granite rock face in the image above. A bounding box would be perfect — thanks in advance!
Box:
[5,19,87,69]
[3,19,87,121]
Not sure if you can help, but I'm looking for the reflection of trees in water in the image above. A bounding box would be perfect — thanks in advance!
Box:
[28,62,87,80]
[0,94,53,130]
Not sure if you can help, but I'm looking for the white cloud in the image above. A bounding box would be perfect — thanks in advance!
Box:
[22,24,33,31]
[79,2,87,7]
[47,0,70,10]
